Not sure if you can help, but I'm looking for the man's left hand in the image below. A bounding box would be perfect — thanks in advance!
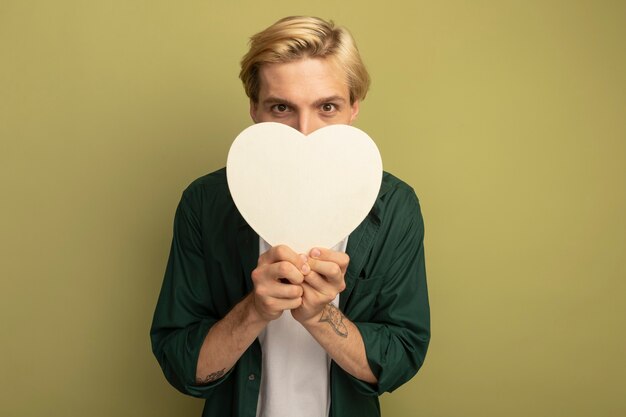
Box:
[291,247,349,324]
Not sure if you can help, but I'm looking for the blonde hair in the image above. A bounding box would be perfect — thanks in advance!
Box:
[240,16,370,103]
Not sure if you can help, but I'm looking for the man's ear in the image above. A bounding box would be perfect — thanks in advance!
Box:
[249,100,258,123]
[349,100,360,124]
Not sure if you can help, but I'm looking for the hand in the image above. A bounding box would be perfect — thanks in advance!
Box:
[250,245,309,321]
[291,247,349,324]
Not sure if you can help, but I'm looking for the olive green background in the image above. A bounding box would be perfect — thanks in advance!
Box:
[1,1,624,416]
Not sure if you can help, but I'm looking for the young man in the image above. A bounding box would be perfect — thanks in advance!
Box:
[151,16,430,417]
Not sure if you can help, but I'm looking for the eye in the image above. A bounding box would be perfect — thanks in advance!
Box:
[271,104,290,113]
[321,103,336,112]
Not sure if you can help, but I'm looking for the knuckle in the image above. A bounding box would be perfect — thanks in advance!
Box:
[292,297,303,308]
[264,298,275,311]
[329,264,342,277]
[277,261,292,276]
[251,268,262,283]
[254,285,267,297]
[274,245,288,259]
[293,285,304,298]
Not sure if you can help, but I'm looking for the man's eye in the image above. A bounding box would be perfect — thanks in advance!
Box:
[321,103,336,112]
[272,104,289,112]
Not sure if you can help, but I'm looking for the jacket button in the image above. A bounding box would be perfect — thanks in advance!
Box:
[248,373,256,381]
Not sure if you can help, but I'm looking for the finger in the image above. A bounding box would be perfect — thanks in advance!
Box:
[303,271,337,297]
[300,281,322,306]
[299,280,337,311]
[258,245,308,271]
[265,281,304,300]
[266,261,305,285]
[307,259,346,289]
[309,247,349,273]
[251,262,304,290]
[299,281,315,305]
[259,295,302,315]
[281,297,303,310]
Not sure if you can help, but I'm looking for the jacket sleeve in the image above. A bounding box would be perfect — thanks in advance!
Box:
[352,187,431,395]
[149,190,233,397]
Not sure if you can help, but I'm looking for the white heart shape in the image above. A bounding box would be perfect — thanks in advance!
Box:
[226,122,382,254]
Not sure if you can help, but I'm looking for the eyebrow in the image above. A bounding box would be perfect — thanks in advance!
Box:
[312,95,347,107]
[261,96,298,108]
[261,95,347,108]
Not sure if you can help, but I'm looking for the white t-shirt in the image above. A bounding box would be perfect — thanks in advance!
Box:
[256,237,348,417]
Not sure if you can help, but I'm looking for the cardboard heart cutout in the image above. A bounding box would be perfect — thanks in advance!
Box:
[226,122,382,254]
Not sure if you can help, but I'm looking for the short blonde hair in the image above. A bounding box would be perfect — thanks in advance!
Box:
[240,16,370,104]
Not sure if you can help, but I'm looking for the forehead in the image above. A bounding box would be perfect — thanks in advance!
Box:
[257,57,350,101]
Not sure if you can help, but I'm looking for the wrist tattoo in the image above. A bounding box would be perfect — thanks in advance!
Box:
[319,304,348,338]
[196,368,226,384]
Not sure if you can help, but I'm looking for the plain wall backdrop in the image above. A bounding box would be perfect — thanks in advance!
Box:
[1,1,625,416]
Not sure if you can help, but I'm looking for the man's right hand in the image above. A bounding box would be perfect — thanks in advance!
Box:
[195,244,308,383]
[251,245,310,321]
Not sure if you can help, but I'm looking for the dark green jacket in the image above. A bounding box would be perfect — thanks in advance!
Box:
[150,168,430,417]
